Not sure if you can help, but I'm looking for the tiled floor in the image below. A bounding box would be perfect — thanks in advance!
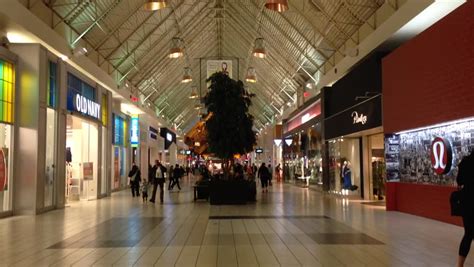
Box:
[0,178,470,267]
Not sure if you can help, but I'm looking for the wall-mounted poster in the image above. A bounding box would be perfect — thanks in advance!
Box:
[207,60,233,79]
[385,134,401,182]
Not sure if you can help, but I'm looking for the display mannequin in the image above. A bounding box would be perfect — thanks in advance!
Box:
[342,161,352,189]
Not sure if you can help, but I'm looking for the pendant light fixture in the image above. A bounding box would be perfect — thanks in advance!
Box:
[252,38,266,58]
[182,67,192,83]
[144,0,168,11]
[169,37,184,58]
[245,67,257,83]
[265,0,289,12]
[189,86,198,99]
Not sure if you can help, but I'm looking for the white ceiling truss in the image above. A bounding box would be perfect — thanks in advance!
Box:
[34,0,386,133]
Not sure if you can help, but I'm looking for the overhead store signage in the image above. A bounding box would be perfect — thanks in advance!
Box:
[131,117,139,147]
[149,126,158,140]
[430,137,453,175]
[351,111,367,125]
[285,100,321,133]
[70,93,101,120]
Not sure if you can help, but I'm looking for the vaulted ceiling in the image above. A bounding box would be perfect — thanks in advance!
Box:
[40,0,385,133]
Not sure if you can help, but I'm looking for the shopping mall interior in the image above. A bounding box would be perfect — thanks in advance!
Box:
[0,0,473,266]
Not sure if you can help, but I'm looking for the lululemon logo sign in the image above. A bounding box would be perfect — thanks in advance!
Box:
[430,137,453,175]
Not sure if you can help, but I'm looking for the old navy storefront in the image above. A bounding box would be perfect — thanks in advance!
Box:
[66,73,109,201]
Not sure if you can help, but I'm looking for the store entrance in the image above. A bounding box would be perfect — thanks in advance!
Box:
[65,115,98,202]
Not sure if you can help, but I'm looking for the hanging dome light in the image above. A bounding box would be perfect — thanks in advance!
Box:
[182,67,193,83]
[144,0,168,11]
[194,102,202,110]
[169,37,184,58]
[245,67,257,83]
[252,38,266,58]
[265,0,288,12]
[189,86,199,99]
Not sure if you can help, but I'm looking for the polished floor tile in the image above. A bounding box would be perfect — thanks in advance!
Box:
[0,177,471,266]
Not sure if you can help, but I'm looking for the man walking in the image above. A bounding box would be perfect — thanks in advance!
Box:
[150,160,167,204]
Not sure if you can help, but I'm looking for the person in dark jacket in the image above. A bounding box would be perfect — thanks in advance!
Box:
[258,163,270,193]
[170,164,182,191]
[168,165,174,190]
[457,151,474,267]
[150,160,167,204]
[128,163,141,197]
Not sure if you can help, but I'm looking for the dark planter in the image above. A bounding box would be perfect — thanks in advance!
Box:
[209,179,256,205]
[196,180,210,200]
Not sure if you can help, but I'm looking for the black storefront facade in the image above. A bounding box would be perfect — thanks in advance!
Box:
[322,53,385,200]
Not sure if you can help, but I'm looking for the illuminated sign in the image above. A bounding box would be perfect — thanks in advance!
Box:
[186,150,191,155]
[430,137,453,175]
[351,111,367,125]
[73,94,101,120]
[301,113,311,124]
[166,133,172,142]
[131,117,139,147]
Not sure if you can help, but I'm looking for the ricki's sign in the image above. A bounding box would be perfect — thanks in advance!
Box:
[430,137,453,175]
[351,111,367,125]
[68,93,101,120]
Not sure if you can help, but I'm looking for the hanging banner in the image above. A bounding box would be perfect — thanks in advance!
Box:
[207,60,233,79]
[0,149,6,191]
[83,162,93,181]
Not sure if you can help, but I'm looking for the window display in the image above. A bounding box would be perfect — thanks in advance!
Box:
[387,119,474,185]
[328,138,361,195]
[65,115,98,201]
[283,124,322,188]
[0,124,12,213]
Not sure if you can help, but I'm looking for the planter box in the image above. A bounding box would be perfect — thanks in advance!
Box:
[209,179,256,205]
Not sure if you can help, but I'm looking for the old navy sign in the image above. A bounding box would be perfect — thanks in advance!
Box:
[430,137,453,175]
[70,94,101,120]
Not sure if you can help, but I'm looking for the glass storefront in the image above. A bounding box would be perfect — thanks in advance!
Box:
[283,123,323,188]
[328,138,361,195]
[0,59,14,213]
[112,114,128,190]
[369,133,385,200]
[66,115,99,201]
[44,61,57,208]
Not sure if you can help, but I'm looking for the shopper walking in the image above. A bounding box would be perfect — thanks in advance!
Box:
[268,164,273,186]
[141,179,149,203]
[275,164,282,183]
[457,151,474,267]
[150,160,167,204]
[170,164,182,191]
[128,163,141,197]
[258,163,270,193]
[168,165,174,190]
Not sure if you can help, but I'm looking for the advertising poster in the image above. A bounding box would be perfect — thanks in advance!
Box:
[385,134,401,181]
[207,60,233,79]
[131,117,139,147]
[83,162,93,181]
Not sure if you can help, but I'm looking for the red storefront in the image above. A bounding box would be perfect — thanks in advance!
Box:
[382,1,474,226]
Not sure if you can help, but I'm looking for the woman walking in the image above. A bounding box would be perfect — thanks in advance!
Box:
[128,163,141,197]
[258,163,270,193]
[457,151,474,267]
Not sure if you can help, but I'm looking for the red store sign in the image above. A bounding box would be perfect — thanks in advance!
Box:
[285,101,321,133]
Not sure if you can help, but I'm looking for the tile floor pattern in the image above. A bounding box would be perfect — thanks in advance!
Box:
[0,177,471,266]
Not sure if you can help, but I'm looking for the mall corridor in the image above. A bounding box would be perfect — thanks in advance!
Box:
[0,181,468,267]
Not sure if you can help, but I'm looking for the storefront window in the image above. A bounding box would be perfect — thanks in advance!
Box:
[0,124,12,213]
[66,115,98,201]
[328,138,361,195]
[101,126,107,195]
[47,62,57,108]
[0,59,15,124]
[44,108,56,207]
[369,134,385,200]
[283,123,323,188]
[112,114,127,190]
